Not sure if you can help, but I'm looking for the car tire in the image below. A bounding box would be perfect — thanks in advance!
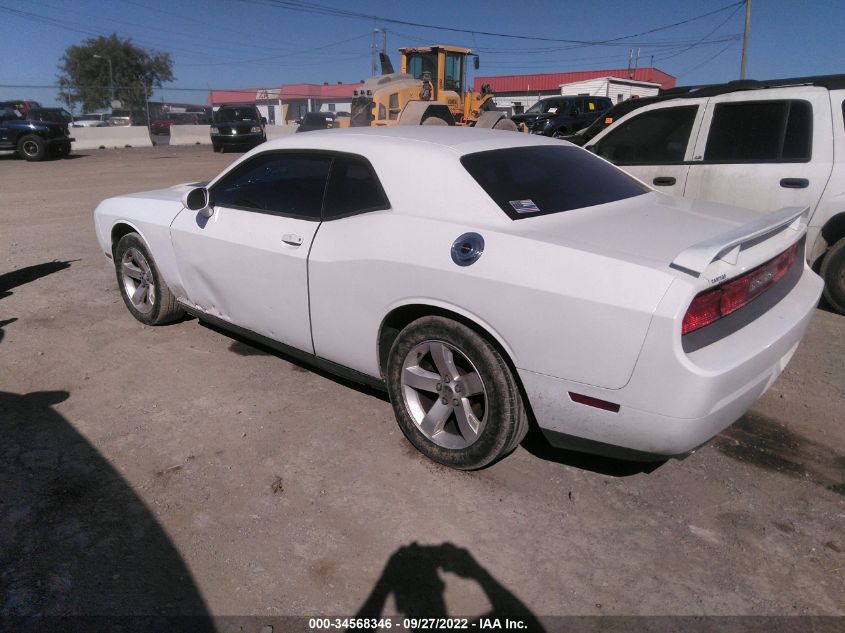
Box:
[17,135,48,161]
[114,232,184,326]
[212,142,221,152]
[820,236,845,315]
[386,316,528,470]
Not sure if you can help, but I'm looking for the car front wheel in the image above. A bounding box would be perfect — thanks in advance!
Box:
[17,135,47,161]
[386,316,528,470]
[114,232,184,325]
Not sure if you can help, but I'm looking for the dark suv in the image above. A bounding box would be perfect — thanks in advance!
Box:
[510,95,613,137]
[0,101,74,161]
[210,104,266,152]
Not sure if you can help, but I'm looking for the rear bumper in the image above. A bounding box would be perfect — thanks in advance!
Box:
[520,264,824,458]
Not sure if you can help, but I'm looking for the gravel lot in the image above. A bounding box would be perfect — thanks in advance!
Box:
[1,145,843,627]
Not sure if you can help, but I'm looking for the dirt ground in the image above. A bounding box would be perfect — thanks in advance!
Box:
[1,145,843,627]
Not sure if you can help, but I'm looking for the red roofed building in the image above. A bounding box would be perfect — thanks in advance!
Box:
[208,82,361,124]
[474,67,676,114]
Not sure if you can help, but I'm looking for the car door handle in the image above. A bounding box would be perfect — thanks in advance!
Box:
[780,178,809,189]
[282,233,303,247]
[653,176,676,186]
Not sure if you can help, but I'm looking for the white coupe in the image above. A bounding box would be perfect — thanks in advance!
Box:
[94,127,823,469]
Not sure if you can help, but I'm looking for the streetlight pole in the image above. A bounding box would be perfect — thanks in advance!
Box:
[93,54,114,106]
[740,0,752,80]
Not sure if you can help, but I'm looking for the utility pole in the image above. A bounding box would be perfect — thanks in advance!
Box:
[371,28,387,76]
[740,0,752,80]
[93,54,114,106]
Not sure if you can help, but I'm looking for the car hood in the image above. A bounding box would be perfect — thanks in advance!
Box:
[510,113,552,124]
[503,191,768,272]
[120,181,205,203]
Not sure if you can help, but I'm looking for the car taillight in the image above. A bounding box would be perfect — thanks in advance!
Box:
[682,243,798,336]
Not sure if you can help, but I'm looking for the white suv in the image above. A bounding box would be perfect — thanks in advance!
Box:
[586,75,845,314]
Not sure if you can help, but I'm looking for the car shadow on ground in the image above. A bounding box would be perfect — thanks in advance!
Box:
[0,389,213,626]
[352,542,546,631]
[215,324,665,477]
[519,425,666,477]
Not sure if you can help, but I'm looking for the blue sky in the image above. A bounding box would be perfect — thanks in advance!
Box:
[1,0,843,108]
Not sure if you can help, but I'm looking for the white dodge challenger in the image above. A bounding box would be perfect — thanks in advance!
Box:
[94,127,823,469]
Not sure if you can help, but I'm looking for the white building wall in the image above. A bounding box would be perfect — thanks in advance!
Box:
[559,77,661,103]
[318,100,352,114]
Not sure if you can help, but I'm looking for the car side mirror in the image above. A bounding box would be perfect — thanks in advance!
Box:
[182,187,213,217]
[261,116,267,125]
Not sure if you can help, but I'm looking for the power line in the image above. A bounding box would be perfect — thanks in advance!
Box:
[242,0,744,47]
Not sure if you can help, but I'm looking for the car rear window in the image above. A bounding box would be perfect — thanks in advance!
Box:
[460,145,648,220]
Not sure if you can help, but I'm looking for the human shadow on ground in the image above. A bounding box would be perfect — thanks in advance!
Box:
[352,542,545,632]
[0,260,76,343]
[0,260,76,299]
[0,389,213,629]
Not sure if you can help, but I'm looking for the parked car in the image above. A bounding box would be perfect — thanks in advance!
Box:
[510,95,613,137]
[0,101,74,160]
[73,113,110,128]
[94,127,821,469]
[585,74,845,314]
[151,112,208,135]
[210,104,266,152]
[108,109,148,127]
[296,111,337,133]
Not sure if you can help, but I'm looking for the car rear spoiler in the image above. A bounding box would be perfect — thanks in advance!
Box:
[670,206,809,277]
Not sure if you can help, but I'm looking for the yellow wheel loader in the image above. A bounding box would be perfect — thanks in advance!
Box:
[349,45,518,130]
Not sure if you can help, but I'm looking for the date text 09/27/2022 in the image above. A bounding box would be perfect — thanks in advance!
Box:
[308,617,529,630]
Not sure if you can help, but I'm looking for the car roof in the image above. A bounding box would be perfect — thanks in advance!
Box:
[656,73,845,102]
[260,125,563,156]
[220,127,574,226]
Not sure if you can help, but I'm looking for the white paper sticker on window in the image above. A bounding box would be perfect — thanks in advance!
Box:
[510,199,541,214]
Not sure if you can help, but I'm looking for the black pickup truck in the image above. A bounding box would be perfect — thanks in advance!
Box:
[0,101,74,161]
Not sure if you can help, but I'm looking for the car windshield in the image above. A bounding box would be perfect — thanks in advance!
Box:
[526,100,564,114]
[217,107,258,122]
[30,108,71,123]
[579,99,656,141]
[461,145,648,220]
[77,114,105,121]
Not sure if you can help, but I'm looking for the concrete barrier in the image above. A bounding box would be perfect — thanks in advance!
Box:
[264,125,298,140]
[72,126,153,150]
[169,124,212,146]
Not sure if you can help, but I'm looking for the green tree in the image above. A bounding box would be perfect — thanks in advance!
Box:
[56,34,174,113]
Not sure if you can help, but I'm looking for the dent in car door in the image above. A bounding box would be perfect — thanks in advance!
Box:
[170,152,332,353]
[590,102,707,197]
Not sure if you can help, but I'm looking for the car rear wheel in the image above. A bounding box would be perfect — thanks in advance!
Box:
[114,232,184,325]
[386,316,528,470]
[820,236,845,315]
[17,135,47,161]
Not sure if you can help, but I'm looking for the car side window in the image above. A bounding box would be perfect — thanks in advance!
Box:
[704,100,812,162]
[211,153,332,220]
[323,154,390,219]
[594,105,698,164]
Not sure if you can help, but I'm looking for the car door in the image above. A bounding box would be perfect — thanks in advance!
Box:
[684,88,832,216]
[588,100,707,197]
[170,151,332,353]
[307,153,392,375]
